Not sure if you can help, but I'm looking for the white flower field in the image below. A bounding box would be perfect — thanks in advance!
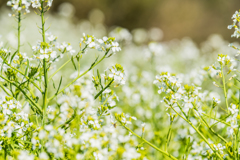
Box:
[0,0,240,159]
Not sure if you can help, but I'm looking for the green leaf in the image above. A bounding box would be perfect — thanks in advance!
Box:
[89,56,99,69]
[55,76,63,95]
[71,56,77,70]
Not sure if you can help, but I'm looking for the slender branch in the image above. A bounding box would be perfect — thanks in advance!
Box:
[221,65,229,113]
[195,110,228,143]
[0,75,42,115]
[202,113,230,126]
[0,83,11,96]
[48,46,87,82]
[48,51,109,102]
[48,58,71,81]
[94,79,114,100]
[3,61,43,93]
[41,0,48,126]
[116,119,178,160]
[11,0,22,62]
[58,109,77,129]
[171,107,223,160]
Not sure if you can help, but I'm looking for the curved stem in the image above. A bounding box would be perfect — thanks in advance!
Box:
[171,107,223,160]
[117,120,178,160]
[195,110,228,143]
[0,75,42,115]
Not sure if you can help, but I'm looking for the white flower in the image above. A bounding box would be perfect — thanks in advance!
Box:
[15,122,26,135]
[183,97,194,112]
[217,56,225,65]
[111,42,121,53]
[229,104,239,115]
[227,122,238,136]
[48,35,56,42]
[40,49,49,59]
[31,0,41,8]
[50,51,57,59]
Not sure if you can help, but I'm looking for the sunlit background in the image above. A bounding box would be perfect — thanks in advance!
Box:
[1,0,240,43]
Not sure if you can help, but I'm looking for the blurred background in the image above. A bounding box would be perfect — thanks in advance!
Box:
[1,0,240,43]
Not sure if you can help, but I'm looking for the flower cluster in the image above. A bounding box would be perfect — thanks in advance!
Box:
[0,96,37,152]
[106,64,126,86]
[7,0,53,16]
[228,10,240,38]
[80,33,121,55]
[207,54,236,79]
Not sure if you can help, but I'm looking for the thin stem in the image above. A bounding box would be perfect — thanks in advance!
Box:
[221,65,229,113]
[117,120,178,160]
[3,61,43,93]
[48,46,87,82]
[0,75,42,115]
[165,121,173,151]
[48,58,71,82]
[41,0,48,126]
[18,2,21,53]
[94,79,114,100]
[203,113,230,127]
[0,83,11,96]
[195,110,227,143]
[11,0,22,62]
[171,107,223,160]
[48,51,109,102]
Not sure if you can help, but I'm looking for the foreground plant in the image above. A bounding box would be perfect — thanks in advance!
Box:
[0,0,148,159]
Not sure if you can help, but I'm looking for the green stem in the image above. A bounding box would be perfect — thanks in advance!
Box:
[3,61,42,93]
[48,47,87,82]
[48,58,71,82]
[18,3,21,53]
[203,113,230,127]
[221,65,229,113]
[0,75,42,115]
[48,51,109,102]
[58,109,77,129]
[117,120,178,160]
[11,0,22,62]
[165,121,172,151]
[0,83,11,96]
[171,107,223,160]
[41,0,48,126]
[195,110,227,143]
[94,79,114,100]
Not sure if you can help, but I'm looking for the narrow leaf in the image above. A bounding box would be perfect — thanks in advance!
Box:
[55,76,63,95]
[71,56,77,70]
